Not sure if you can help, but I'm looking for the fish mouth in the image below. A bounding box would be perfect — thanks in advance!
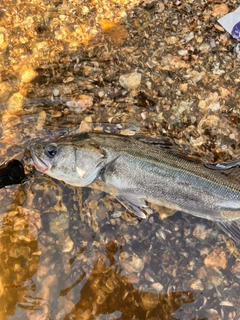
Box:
[30,149,50,173]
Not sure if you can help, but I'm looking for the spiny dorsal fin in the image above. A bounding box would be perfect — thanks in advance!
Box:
[135,135,202,164]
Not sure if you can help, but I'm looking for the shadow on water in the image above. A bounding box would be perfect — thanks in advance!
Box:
[0,180,205,320]
[0,184,40,319]
[63,257,194,320]
[1,176,240,320]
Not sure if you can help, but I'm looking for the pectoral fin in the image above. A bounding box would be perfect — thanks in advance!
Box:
[217,220,240,243]
[100,156,120,183]
[117,193,150,219]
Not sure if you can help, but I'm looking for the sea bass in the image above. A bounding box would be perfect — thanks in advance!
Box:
[31,132,240,242]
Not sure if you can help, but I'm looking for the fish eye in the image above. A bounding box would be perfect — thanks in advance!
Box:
[44,143,58,158]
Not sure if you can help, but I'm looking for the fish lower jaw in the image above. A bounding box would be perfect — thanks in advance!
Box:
[37,166,49,173]
[31,153,50,173]
[34,162,49,173]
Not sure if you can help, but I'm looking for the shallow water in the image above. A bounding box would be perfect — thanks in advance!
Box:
[0,133,240,319]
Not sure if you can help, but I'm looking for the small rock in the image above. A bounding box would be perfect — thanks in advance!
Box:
[111,211,121,218]
[119,72,141,90]
[82,6,89,15]
[66,95,93,113]
[160,55,188,71]
[178,49,188,56]
[198,100,206,110]
[8,92,23,112]
[205,92,220,111]
[231,262,240,278]
[165,36,178,45]
[49,212,69,236]
[83,66,94,76]
[207,267,224,287]
[63,76,74,83]
[151,282,163,293]
[98,90,105,98]
[141,291,159,310]
[53,88,59,96]
[193,224,209,240]
[0,82,13,102]
[219,87,230,99]
[220,301,234,306]
[57,235,74,253]
[124,273,140,284]
[212,4,229,17]
[20,67,38,83]
[196,266,207,280]
[197,114,220,134]
[188,278,204,291]
[144,269,155,282]
[157,2,165,13]
[186,69,205,83]
[183,32,194,43]
[179,83,188,93]
[199,42,210,53]
[204,247,226,269]
[119,252,144,273]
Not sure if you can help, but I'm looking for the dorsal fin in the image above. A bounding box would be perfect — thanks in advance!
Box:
[134,135,202,164]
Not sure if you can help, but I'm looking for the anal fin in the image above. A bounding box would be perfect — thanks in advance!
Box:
[217,220,240,243]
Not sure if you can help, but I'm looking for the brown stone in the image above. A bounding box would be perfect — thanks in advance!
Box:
[204,248,226,269]
[212,4,229,17]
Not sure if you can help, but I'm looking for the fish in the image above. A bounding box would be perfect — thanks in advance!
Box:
[31,132,240,242]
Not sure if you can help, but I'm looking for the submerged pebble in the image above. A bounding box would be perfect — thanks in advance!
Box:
[119,72,141,90]
[119,252,145,273]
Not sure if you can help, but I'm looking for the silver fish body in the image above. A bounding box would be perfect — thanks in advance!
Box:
[31,132,240,241]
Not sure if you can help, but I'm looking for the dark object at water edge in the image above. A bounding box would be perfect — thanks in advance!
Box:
[0,159,26,188]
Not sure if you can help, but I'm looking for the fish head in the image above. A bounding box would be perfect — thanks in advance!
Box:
[31,136,106,187]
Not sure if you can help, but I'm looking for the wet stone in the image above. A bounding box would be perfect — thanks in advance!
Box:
[211,3,229,17]
[119,252,144,273]
[49,212,69,236]
[141,291,159,310]
[207,267,224,287]
[193,224,209,240]
[188,278,204,291]
[119,72,141,90]
[57,235,74,253]
[204,247,227,270]
[196,266,207,280]
[151,282,163,293]
[231,262,240,278]
[66,95,93,113]
[0,83,13,102]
